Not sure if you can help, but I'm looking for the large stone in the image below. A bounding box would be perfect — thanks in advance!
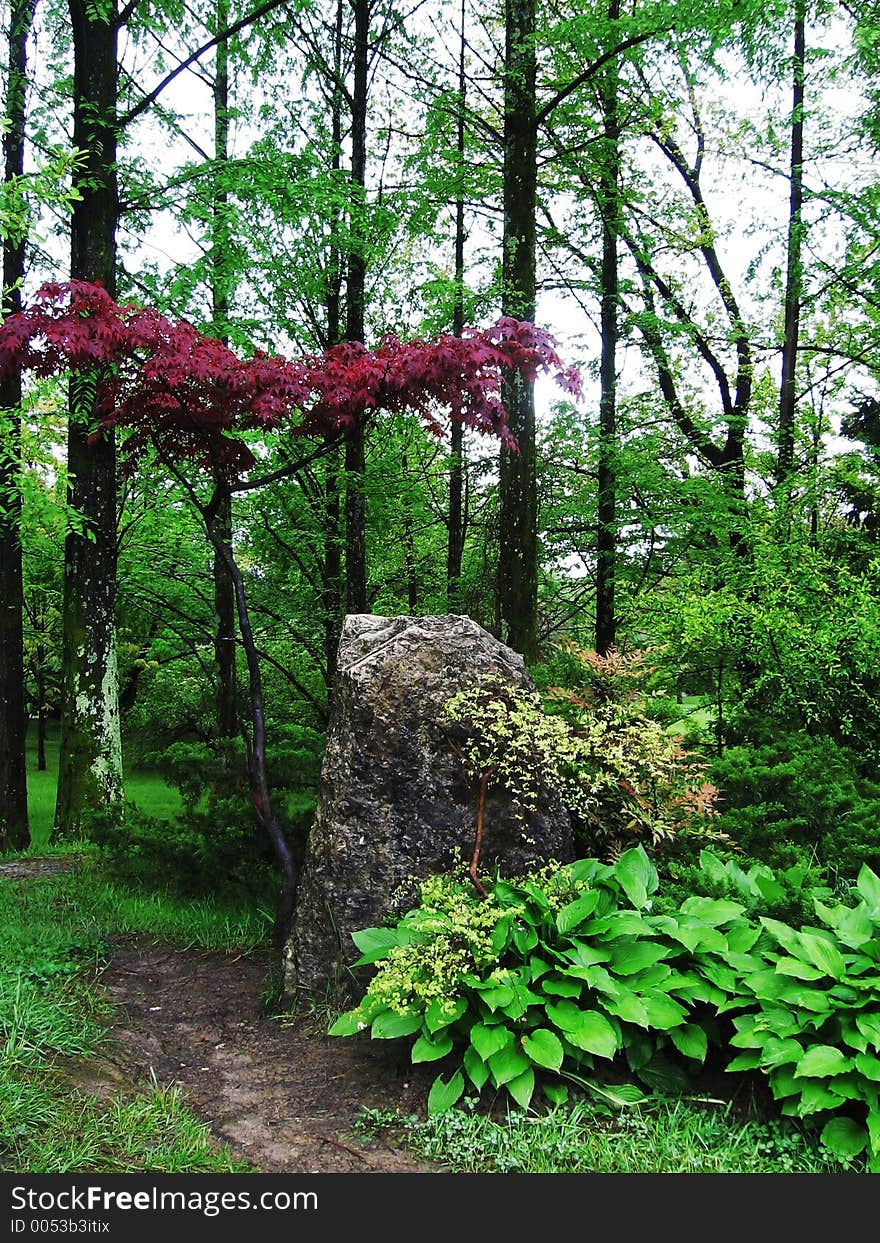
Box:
[286,613,573,1007]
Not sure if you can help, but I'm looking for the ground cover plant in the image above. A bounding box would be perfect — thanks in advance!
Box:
[329,846,879,1171]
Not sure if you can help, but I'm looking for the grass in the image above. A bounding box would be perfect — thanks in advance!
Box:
[356,1098,850,1175]
[0,852,264,1172]
[24,720,183,850]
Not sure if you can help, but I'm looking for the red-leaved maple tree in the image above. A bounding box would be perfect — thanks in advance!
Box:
[0,280,581,950]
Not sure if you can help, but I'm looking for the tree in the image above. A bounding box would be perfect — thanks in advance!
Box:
[0,0,37,850]
[0,278,577,942]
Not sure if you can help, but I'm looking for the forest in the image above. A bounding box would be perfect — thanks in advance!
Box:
[1,0,880,1180]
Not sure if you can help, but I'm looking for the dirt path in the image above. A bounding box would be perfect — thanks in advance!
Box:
[82,940,441,1174]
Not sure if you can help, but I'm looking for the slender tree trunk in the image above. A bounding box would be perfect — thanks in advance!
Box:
[447,0,467,612]
[595,0,620,657]
[54,0,123,838]
[0,0,36,850]
[344,0,369,614]
[321,0,345,688]
[777,0,805,489]
[211,0,238,739]
[498,0,538,661]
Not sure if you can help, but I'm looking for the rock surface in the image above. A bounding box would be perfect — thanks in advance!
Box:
[286,613,573,1007]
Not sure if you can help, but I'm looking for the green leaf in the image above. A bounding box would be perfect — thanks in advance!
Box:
[470,1023,513,1062]
[603,989,650,1027]
[608,940,670,977]
[856,1013,880,1048]
[463,1045,489,1090]
[411,1031,454,1062]
[614,846,658,910]
[856,865,880,913]
[424,997,467,1033]
[556,891,601,934]
[669,1023,708,1063]
[522,1028,564,1071]
[541,974,582,998]
[642,994,688,1031]
[794,1045,853,1078]
[513,922,539,954]
[821,1116,868,1160]
[726,1051,762,1072]
[427,1070,465,1116]
[797,1082,845,1115]
[760,918,805,956]
[557,1009,619,1060]
[371,1010,422,1040]
[351,926,404,964]
[506,1066,536,1111]
[542,1083,569,1106]
[855,1053,880,1082]
[679,897,745,925]
[799,932,846,981]
[774,956,824,981]
[328,1010,364,1037]
[758,1037,803,1069]
[489,1044,532,1086]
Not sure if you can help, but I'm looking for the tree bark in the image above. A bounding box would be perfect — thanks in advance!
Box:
[0,0,36,851]
[595,0,620,657]
[344,0,369,614]
[498,0,538,662]
[211,0,238,739]
[777,0,806,489]
[54,0,123,838]
[447,0,467,612]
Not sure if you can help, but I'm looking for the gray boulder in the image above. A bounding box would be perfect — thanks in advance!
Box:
[285,613,573,1008]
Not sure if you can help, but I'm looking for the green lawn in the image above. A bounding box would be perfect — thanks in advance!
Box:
[25,722,183,850]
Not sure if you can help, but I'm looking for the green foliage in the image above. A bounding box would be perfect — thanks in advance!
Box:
[330,847,880,1169]
[710,735,880,878]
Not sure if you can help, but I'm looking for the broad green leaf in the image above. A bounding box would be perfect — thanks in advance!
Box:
[637,1054,691,1094]
[470,1022,513,1061]
[608,940,670,977]
[506,1066,536,1111]
[522,1028,564,1071]
[564,940,611,967]
[821,1116,868,1160]
[371,1010,422,1040]
[758,1037,803,1069]
[794,1045,853,1078]
[774,956,824,981]
[427,1070,465,1116]
[669,1023,708,1063]
[614,846,658,909]
[759,918,805,956]
[642,994,688,1031]
[411,1031,454,1062]
[799,931,846,980]
[855,1053,880,1082]
[797,1081,845,1115]
[328,1010,364,1037]
[856,865,880,913]
[529,956,552,981]
[513,922,539,954]
[351,926,405,964]
[603,989,650,1027]
[463,1046,489,1090]
[726,1051,762,1072]
[542,1083,569,1106]
[546,1001,618,1058]
[489,1044,532,1086]
[867,1109,880,1156]
[541,975,582,998]
[556,891,601,934]
[425,997,467,1033]
[679,896,745,925]
[856,1013,880,1048]
[582,912,655,938]
[477,984,514,1011]
[841,1023,869,1053]
[726,922,761,953]
[753,873,785,904]
[500,982,542,1021]
[491,915,514,953]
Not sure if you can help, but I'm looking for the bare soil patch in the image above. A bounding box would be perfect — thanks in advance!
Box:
[84,939,440,1174]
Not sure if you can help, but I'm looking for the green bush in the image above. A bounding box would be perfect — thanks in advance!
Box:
[711,735,880,878]
[329,846,880,1170]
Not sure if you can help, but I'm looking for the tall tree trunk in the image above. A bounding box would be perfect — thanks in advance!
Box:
[595,0,620,657]
[344,0,369,614]
[322,0,345,685]
[498,0,538,661]
[54,0,123,838]
[777,0,806,489]
[447,0,467,612]
[0,0,36,851]
[211,0,238,739]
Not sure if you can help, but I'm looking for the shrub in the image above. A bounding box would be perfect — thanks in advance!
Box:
[329,847,880,1170]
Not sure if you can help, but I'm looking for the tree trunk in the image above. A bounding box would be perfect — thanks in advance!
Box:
[595,0,620,658]
[777,0,806,489]
[0,0,36,851]
[344,0,369,614]
[211,0,238,739]
[447,0,467,612]
[54,0,123,838]
[498,0,538,661]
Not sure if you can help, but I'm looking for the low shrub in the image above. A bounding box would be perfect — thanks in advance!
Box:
[330,846,880,1170]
